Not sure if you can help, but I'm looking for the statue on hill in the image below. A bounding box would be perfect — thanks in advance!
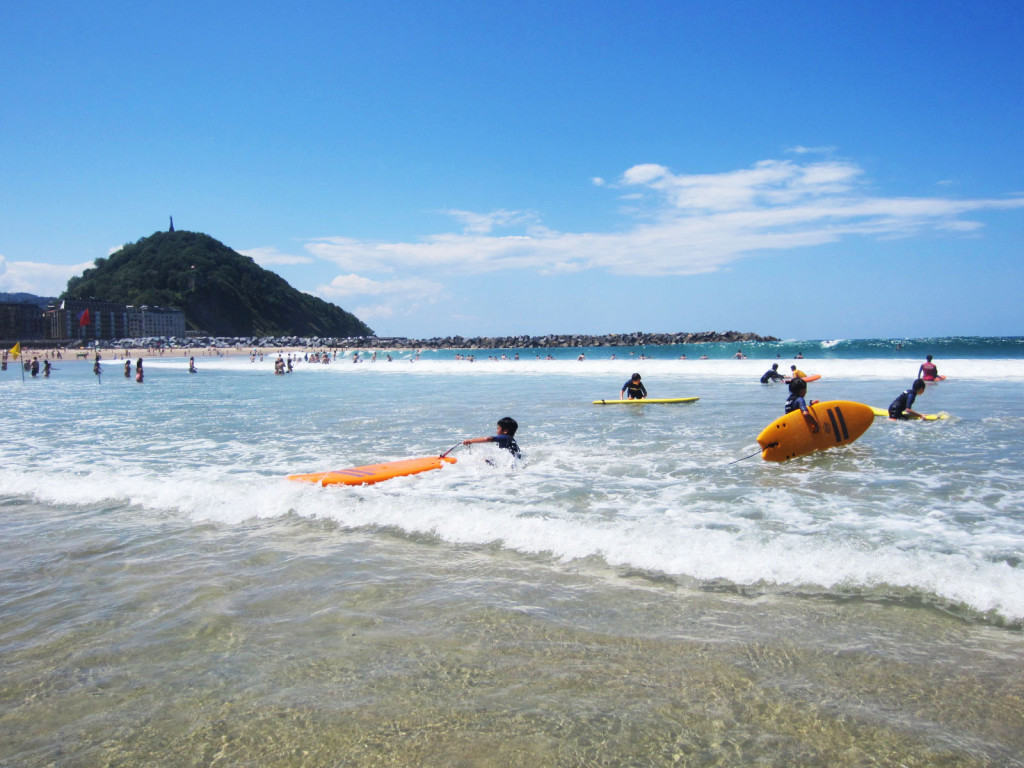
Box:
[169,216,175,232]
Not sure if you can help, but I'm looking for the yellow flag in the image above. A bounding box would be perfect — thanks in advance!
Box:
[9,342,20,359]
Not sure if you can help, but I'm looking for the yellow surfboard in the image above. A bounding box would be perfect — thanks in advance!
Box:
[288,455,457,486]
[869,406,949,421]
[593,397,700,405]
[757,400,875,462]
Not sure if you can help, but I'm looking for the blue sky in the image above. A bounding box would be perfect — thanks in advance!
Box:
[2,1,1022,340]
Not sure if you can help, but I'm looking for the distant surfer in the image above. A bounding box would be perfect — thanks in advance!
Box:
[462,416,521,459]
[788,364,807,381]
[918,355,940,382]
[785,378,819,432]
[621,373,648,400]
[888,379,927,420]
[760,363,785,384]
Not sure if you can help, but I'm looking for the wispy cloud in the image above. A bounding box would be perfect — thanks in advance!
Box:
[303,157,1024,280]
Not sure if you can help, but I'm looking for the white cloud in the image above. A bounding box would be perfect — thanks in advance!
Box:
[315,273,445,322]
[299,157,1024,279]
[239,246,313,266]
[0,255,95,295]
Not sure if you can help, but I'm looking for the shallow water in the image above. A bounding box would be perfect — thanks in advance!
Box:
[1,347,1022,766]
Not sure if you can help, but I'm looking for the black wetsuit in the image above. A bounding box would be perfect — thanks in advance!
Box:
[621,379,648,399]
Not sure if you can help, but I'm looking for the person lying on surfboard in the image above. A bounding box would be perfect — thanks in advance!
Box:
[785,379,819,433]
[888,379,927,420]
[621,373,648,400]
[463,416,522,458]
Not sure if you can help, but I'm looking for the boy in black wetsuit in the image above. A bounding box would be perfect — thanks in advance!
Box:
[888,379,927,420]
[620,373,648,399]
[760,363,785,383]
[463,417,521,458]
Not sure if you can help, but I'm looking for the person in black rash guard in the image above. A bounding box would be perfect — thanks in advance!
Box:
[760,363,785,383]
[462,416,521,458]
[889,379,927,420]
[621,373,648,400]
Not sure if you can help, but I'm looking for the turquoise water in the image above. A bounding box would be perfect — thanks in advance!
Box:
[1,340,1022,766]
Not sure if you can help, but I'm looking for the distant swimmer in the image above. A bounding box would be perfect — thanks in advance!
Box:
[621,373,648,400]
[124,360,131,378]
[463,416,522,459]
[888,379,927,420]
[918,355,940,382]
[760,363,785,384]
[189,356,197,373]
[785,378,819,433]
[734,350,746,359]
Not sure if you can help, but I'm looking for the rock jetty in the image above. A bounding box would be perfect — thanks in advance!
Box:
[333,330,777,350]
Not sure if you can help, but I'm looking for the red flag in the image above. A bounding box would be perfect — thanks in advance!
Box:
[78,308,91,327]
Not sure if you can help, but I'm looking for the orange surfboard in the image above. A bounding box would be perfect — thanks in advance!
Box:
[757,400,874,462]
[288,455,457,486]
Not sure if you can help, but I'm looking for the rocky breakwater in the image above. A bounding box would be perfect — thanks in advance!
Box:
[338,330,778,350]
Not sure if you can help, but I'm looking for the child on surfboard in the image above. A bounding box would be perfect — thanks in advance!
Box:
[888,379,927,420]
[620,373,648,400]
[785,378,819,433]
[463,417,521,458]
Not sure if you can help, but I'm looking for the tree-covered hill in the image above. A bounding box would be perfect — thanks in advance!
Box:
[61,230,373,337]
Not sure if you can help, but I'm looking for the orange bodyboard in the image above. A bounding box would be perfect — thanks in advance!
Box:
[288,455,457,486]
[757,400,874,462]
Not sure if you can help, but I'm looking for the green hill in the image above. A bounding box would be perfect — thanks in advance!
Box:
[61,230,373,337]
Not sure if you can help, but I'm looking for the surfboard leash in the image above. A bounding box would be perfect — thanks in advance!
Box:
[727,442,777,465]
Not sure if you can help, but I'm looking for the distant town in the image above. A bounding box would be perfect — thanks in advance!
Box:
[1,294,185,346]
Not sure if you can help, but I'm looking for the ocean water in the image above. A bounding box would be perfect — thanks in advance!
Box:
[2,338,1023,766]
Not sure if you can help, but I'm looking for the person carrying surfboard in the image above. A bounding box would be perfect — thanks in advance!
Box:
[785,378,819,433]
[462,417,521,458]
[621,373,648,400]
[888,379,927,420]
